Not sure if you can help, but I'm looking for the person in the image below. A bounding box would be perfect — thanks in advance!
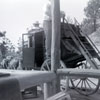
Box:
[1,56,13,69]
[43,0,65,59]
[1,58,8,69]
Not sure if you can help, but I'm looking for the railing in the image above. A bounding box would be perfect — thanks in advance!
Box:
[86,34,100,54]
[74,18,100,55]
[0,69,56,90]
[0,69,100,100]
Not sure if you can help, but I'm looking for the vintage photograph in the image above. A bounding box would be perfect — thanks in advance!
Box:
[0,0,100,100]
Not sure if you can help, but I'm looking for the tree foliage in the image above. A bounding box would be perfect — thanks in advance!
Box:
[0,31,15,59]
[81,18,94,35]
[84,0,100,32]
[84,0,100,18]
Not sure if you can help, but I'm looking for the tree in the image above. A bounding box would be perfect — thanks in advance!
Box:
[84,0,100,31]
[17,37,22,56]
[0,31,6,58]
[81,18,94,34]
[0,31,15,58]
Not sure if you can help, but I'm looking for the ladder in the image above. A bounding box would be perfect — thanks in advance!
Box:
[64,18,100,69]
[74,18,100,58]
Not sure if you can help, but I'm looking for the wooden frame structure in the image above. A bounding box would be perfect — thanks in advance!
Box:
[0,68,100,100]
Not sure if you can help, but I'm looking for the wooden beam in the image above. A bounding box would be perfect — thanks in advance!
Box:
[44,0,61,98]
[0,70,56,91]
[44,82,54,100]
[50,0,61,94]
[57,68,100,78]
[51,0,61,72]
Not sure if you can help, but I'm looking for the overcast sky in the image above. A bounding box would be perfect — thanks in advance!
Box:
[0,0,89,46]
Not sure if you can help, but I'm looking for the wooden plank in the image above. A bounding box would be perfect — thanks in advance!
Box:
[47,91,71,100]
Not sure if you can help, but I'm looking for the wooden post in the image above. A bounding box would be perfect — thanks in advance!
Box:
[51,0,61,72]
[44,0,61,99]
[44,82,53,100]
[51,0,61,93]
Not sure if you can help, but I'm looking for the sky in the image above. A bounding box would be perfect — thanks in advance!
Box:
[0,0,89,47]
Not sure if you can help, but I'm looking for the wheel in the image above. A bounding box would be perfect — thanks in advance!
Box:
[70,61,100,96]
[41,59,67,91]
[41,59,51,71]
[41,59,66,71]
